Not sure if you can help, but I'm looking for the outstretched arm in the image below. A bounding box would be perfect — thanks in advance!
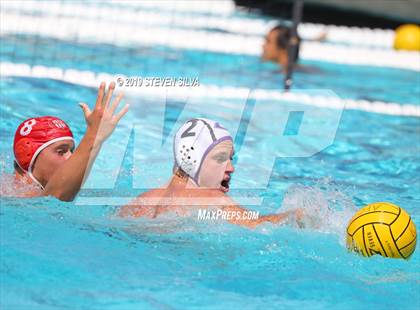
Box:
[220,195,301,229]
[222,204,299,229]
[43,82,129,201]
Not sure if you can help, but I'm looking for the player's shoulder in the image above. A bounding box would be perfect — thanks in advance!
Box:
[137,188,166,198]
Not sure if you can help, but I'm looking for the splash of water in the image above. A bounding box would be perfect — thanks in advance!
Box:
[0,154,42,198]
[280,178,358,239]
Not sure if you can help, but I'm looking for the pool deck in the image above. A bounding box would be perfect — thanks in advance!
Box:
[305,0,420,23]
[234,0,420,28]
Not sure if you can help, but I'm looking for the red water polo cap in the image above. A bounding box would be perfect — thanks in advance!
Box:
[13,116,74,173]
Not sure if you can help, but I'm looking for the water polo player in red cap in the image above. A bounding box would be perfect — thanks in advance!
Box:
[10,81,128,201]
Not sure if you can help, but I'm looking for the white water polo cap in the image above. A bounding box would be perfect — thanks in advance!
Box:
[174,118,232,184]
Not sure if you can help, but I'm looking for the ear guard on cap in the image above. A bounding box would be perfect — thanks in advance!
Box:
[13,138,35,171]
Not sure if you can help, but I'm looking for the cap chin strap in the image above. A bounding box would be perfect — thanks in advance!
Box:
[27,171,45,190]
[190,175,200,187]
[14,159,44,190]
[23,136,75,191]
[175,166,200,187]
[175,165,200,187]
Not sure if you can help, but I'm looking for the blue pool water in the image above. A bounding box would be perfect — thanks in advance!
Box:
[1,13,420,310]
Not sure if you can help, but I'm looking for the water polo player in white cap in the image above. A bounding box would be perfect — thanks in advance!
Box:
[121,118,302,228]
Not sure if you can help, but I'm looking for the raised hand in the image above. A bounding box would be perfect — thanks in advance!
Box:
[79,81,129,144]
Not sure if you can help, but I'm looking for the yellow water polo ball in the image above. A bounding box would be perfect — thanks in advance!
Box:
[393,24,420,51]
[346,202,417,259]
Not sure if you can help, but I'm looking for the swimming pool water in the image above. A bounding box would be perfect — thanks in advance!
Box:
[1,34,419,104]
[1,8,419,310]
